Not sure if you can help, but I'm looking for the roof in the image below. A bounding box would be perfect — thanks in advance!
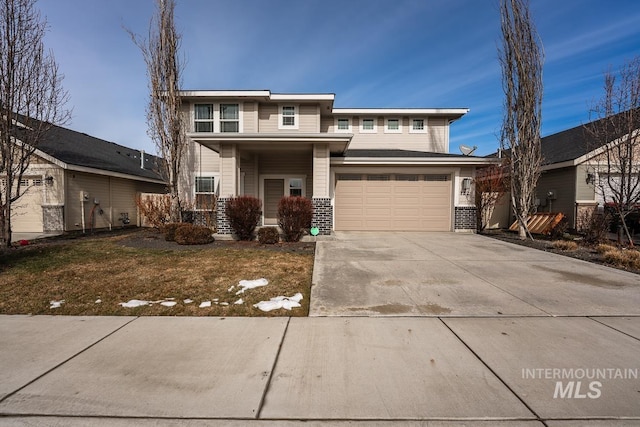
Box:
[15,119,165,182]
[335,149,481,158]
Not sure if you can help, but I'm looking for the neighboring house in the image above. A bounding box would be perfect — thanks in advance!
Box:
[178,90,495,234]
[491,111,640,229]
[7,123,166,234]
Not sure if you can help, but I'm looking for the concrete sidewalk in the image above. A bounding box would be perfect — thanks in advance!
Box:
[1,315,639,425]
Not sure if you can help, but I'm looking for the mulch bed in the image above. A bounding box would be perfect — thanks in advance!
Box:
[483,229,640,275]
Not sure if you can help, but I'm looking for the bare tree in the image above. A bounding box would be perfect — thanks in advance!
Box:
[0,0,70,246]
[498,0,544,239]
[129,0,185,222]
[474,162,510,232]
[584,56,640,246]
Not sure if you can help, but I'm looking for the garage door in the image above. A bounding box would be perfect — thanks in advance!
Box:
[335,174,452,231]
[11,176,44,233]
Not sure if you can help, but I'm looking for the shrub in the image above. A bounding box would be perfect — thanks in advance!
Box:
[603,249,640,269]
[257,227,280,244]
[551,240,578,251]
[578,208,611,244]
[278,196,313,242]
[549,217,568,240]
[162,223,183,242]
[225,196,262,241]
[596,243,617,254]
[174,224,215,245]
[136,194,170,228]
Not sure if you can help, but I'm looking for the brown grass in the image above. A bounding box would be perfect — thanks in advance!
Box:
[602,249,640,270]
[551,240,579,251]
[596,243,618,254]
[0,235,313,316]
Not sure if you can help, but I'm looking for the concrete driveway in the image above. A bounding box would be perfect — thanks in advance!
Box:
[310,232,640,316]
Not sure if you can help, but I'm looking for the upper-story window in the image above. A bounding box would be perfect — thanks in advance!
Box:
[410,118,427,133]
[220,104,239,133]
[336,118,351,133]
[194,104,214,132]
[360,118,377,133]
[279,105,298,129]
[384,118,402,133]
[193,103,241,133]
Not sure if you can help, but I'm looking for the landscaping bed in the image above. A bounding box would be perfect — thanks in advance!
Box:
[483,229,640,275]
[0,228,314,316]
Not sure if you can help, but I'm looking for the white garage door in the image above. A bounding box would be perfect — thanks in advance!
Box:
[335,173,452,231]
[11,176,44,233]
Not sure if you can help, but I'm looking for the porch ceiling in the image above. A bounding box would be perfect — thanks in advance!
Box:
[187,133,351,154]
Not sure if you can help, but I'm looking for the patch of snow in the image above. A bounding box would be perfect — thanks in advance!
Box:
[161,301,177,307]
[234,298,244,305]
[228,285,234,292]
[49,300,64,309]
[119,300,149,308]
[253,293,303,312]
[220,302,229,306]
[199,301,211,308]
[236,278,269,294]
[183,299,193,304]
[213,298,219,302]
[95,299,102,304]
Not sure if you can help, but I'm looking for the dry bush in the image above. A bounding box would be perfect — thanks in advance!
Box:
[226,196,262,241]
[162,222,182,242]
[596,243,617,254]
[136,194,171,228]
[257,227,280,244]
[577,208,611,244]
[552,240,578,251]
[603,249,640,269]
[278,196,313,242]
[174,224,214,245]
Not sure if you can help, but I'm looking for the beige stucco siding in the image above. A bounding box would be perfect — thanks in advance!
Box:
[298,105,319,132]
[258,151,313,197]
[313,144,330,198]
[575,163,596,201]
[240,154,257,197]
[536,167,577,227]
[258,103,277,132]
[219,144,238,197]
[257,103,318,133]
[243,102,258,133]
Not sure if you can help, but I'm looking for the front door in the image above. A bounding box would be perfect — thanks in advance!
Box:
[263,179,284,225]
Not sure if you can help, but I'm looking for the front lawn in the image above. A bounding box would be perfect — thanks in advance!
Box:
[0,229,314,316]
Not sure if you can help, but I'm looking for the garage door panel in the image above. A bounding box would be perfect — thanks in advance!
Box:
[335,174,452,231]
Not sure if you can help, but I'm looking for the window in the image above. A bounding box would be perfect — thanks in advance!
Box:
[396,174,419,181]
[279,105,298,129]
[220,104,239,133]
[33,178,43,186]
[360,118,377,133]
[194,104,214,132]
[385,118,402,133]
[19,178,28,186]
[460,178,472,196]
[336,118,351,133]
[367,174,390,181]
[195,176,216,209]
[289,178,303,197]
[410,118,427,133]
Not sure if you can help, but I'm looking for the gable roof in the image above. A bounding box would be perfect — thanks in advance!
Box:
[542,110,638,167]
[14,119,166,183]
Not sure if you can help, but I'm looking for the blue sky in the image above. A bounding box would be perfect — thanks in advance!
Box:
[38,0,640,156]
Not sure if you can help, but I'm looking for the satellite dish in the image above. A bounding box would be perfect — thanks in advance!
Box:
[459,145,477,156]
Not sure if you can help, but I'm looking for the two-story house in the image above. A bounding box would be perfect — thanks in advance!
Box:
[179,90,494,234]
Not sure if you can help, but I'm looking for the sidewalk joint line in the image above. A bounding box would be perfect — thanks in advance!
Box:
[255,316,291,419]
[588,317,640,342]
[438,317,546,425]
[0,316,140,405]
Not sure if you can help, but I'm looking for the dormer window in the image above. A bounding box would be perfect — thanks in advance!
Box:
[279,105,298,129]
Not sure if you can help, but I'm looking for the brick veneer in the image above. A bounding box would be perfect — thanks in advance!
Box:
[454,206,477,230]
[312,198,332,235]
[216,197,232,234]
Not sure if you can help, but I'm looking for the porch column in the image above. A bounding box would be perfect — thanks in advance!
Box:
[217,143,238,234]
[312,143,332,235]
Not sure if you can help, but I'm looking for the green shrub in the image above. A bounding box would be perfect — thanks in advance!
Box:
[162,223,182,242]
[225,196,262,241]
[278,196,313,242]
[174,224,215,245]
[257,227,280,244]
